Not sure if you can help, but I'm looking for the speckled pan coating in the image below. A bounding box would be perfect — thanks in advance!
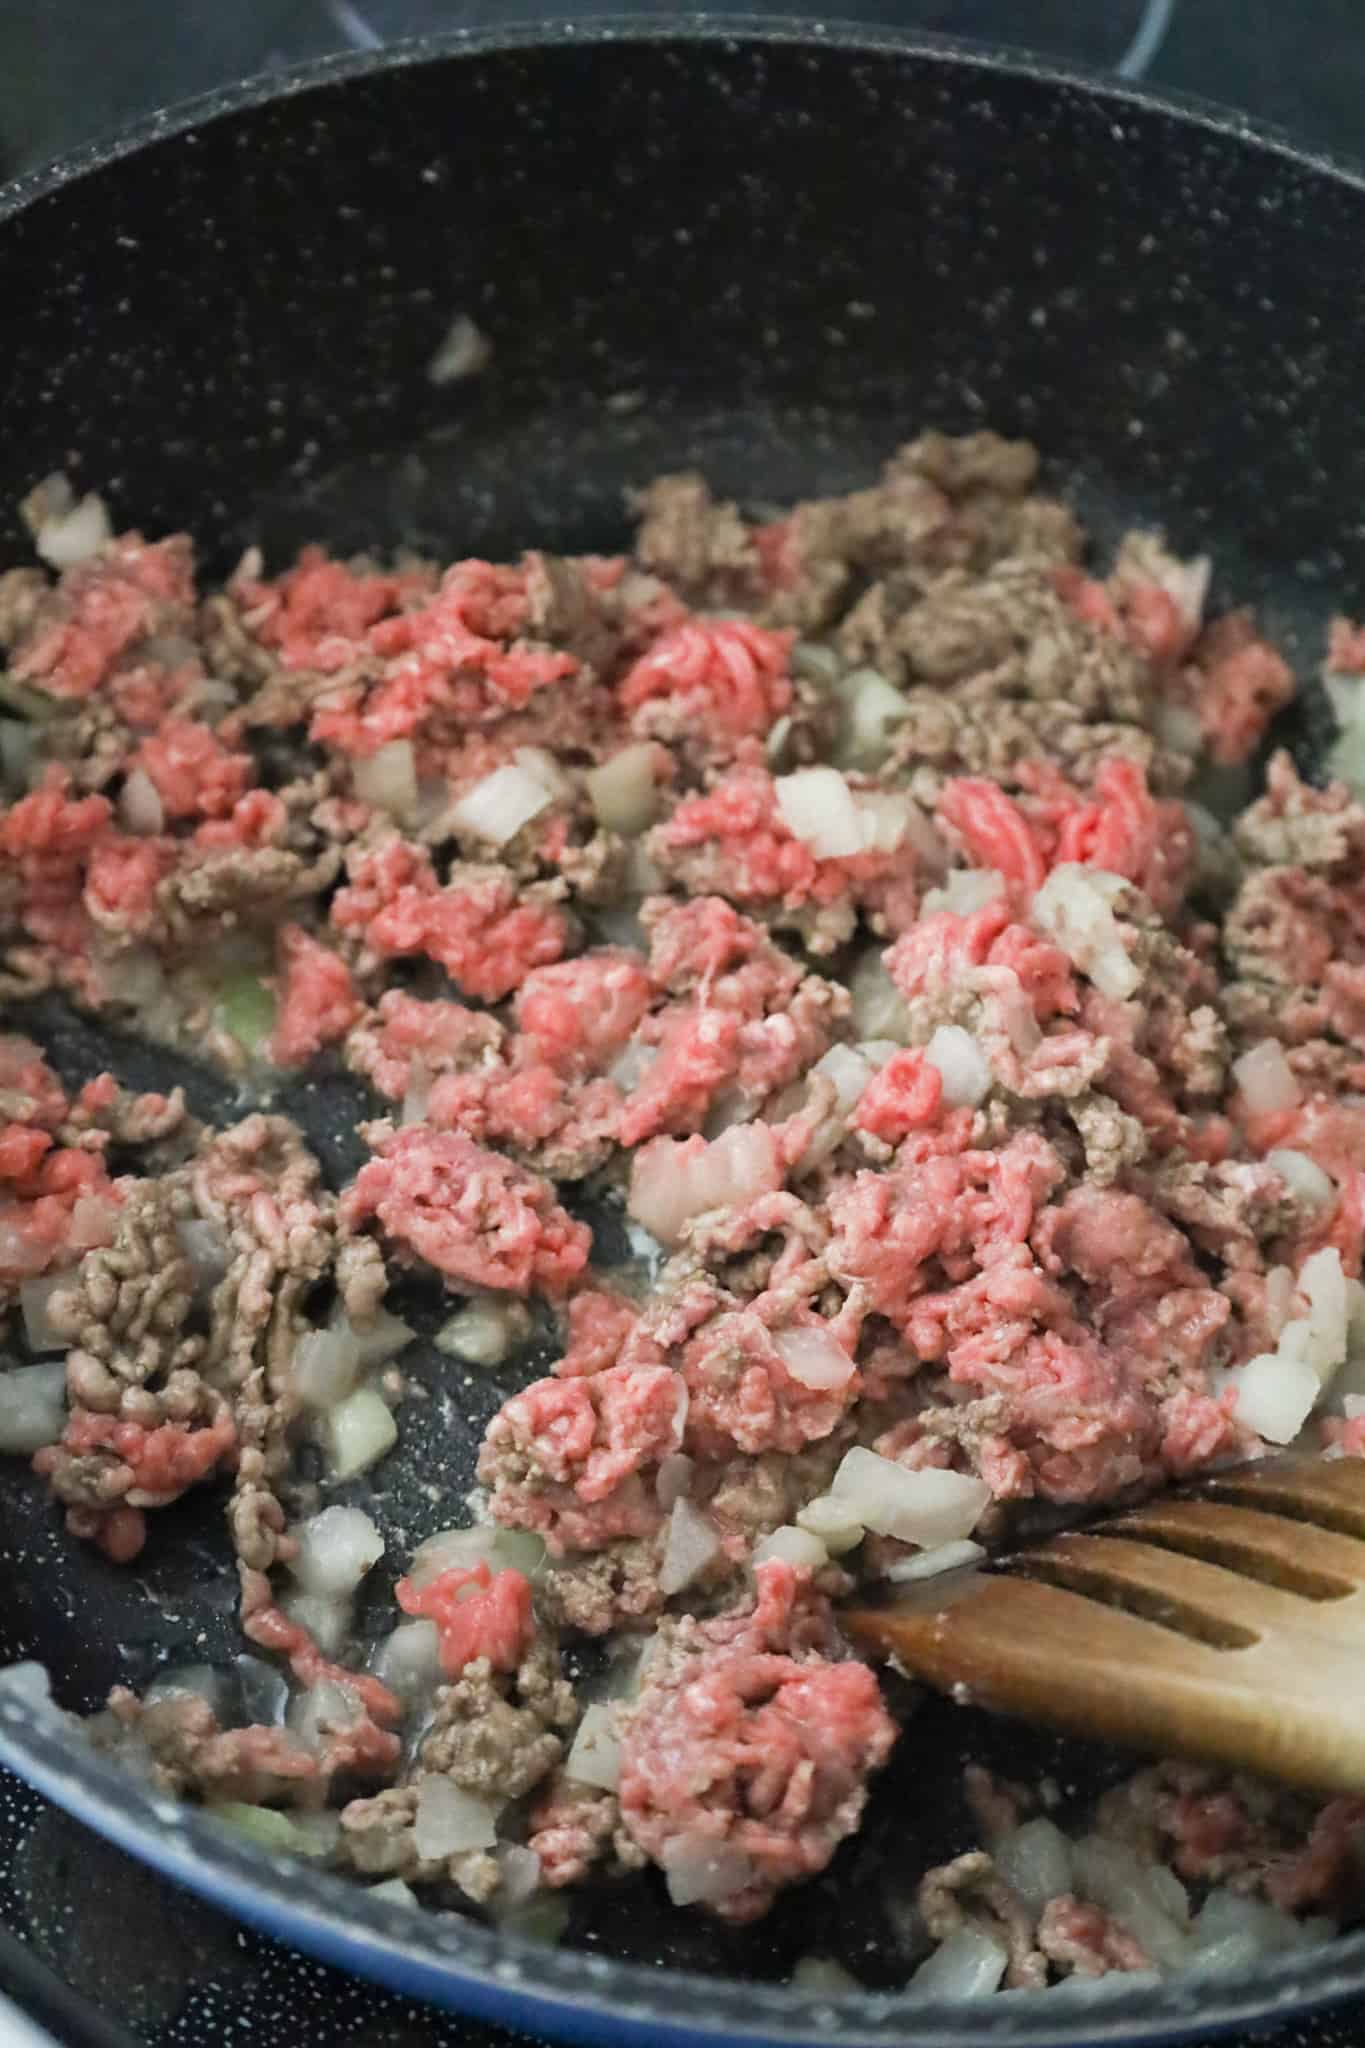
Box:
[4,21,1365,2047]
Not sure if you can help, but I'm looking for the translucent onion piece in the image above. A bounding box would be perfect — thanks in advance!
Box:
[290,1506,384,1597]
[325,1385,398,1479]
[565,1702,621,1792]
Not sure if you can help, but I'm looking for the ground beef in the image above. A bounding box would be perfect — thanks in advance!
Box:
[331,843,571,1002]
[478,1364,685,1554]
[341,1126,591,1294]
[99,1688,322,1805]
[337,1783,500,1902]
[416,1653,568,1798]
[270,923,362,1067]
[529,1772,648,1887]
[6,433,1363,1982]
[616,1560,896,1922]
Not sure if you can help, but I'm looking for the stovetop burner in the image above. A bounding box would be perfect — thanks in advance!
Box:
[3,7,1365,2047]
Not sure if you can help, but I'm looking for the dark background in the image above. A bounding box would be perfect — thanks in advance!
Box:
[3,4,1365,2047]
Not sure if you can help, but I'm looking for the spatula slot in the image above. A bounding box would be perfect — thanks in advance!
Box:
[1201,1473,1365,1543]
[1006,1554,1259,1651]
[1094,1521,1357,1603]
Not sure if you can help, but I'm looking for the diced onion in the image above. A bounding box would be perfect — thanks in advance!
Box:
[884,1539,985,1584]
[661,1833,755,1908]
[144,1663,231,1717]
[812,1043,876,1111]
[608,1040,658,1093]
[921,868,1007,917]
[369,1878,419,1908]
[401,1060,430,1126]
[288,1677,363,1754]
[495,1843,543,1907]
[1158,702,1205,755]
[1072,1835,1191,1970]
[772,1325,855,1392]
[1118,534,1211,632]
[753,1524,828,1570]
[849,948,912,1044]
[209,1802,320,1856]
[991,1819,1075,1915]
[119,766,165,836]
[832,668,909,769]
[290,1506,385,1597]
[293,1326,364,1410]
[586,744,661,836]
[452,756,558,846]
[1263,1263,1294,1339]
[764,714,794,766]
[33,487,113,569]
[830,1449,990,1547]
[566,1702,621,1791]
[776,767,920,859]
[795,1494,866,1555]
[1233,1039,1301,1116]
[791,641,840,687]
[19,1272,73,1354]
[1298,1246,1350,1386]
[789,1956,859,1993]
[1216,1352,1319,1444]
[853,788,913,854]
[660,1498,720,1595]
[775,767,865,858]
[353,741,419,822]
[339,1303,414,1367]
[924,1025,992,1108]
[280,1589,351,1657]
[1031,865,1138,1000]
[0,1362,66,1453]
[628,1123,780,1246]
[655,1452,694,1510]
[236,1653,289,1727]
[216,974,277,1057]
[1191,1887,1334,1972]
[325,1385,398,1478]
[407,1524,546,1588]
[436,1298,518,1367]
[1330,710,1365,796]
[370,1619,443,1702]
[427,313,491,385]
[1268,1150,1335,1210]
[911,1925,1009,2000]
[414,1775,501,1858]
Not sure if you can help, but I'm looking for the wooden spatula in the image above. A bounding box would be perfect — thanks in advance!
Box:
[844,1456,1365,1797]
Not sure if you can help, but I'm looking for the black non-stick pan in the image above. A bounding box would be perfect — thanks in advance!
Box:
[3,22,1365,2047]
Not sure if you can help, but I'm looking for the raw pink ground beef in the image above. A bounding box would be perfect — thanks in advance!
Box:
[340,1127,590,1295]
[617,1561,897,1922]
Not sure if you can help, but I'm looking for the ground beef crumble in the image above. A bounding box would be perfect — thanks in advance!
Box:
[3,431,1365,1991]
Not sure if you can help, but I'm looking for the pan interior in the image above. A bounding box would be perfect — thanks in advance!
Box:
[2,22,1365,2037]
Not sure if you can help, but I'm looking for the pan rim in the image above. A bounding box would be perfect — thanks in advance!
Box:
[3,11,1365,221]
[3,18,1365,2043]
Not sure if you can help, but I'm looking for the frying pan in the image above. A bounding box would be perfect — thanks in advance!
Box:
[2,21,1365,2046]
